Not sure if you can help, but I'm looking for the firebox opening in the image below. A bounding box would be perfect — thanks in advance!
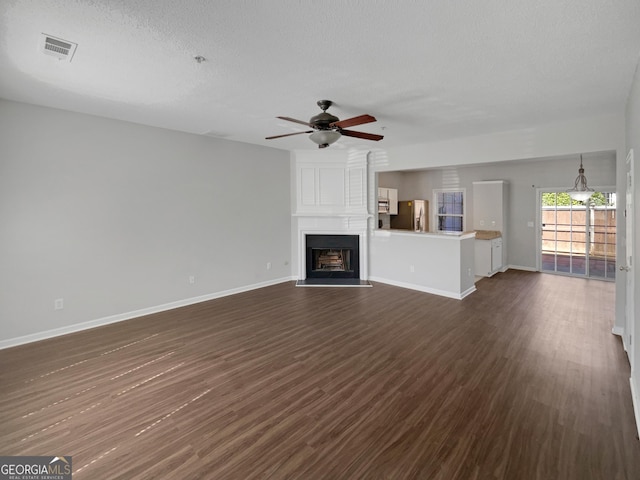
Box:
[305,234,360,280]
[312,248,352,273]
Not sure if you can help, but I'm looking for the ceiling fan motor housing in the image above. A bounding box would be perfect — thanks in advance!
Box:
[309,112,339,129]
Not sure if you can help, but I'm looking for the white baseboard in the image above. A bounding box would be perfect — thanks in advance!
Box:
[369,276,476,300]
[631,376,640,440]
[0,277,294,351]
[507,264,537,272]
[458,285,476,299]
[612,326,625,337]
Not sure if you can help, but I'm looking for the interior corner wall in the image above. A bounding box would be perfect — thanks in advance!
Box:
[0,99,292,346]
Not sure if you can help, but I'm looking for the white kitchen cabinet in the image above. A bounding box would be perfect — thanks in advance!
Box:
[388,188,398,215]
[472,181,507,231]
[473,180,508,270]
[378,187,398,215]
[491,237,502,272]
[475,237,503,277]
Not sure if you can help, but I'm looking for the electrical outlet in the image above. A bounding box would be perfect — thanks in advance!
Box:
[54,298,64,310]
[467,268,472,277]
[189,276,195,284]
[409,265,415,272]
[266,262,272,270]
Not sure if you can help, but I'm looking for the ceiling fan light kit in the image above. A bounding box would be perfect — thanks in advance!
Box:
[309,130,341,148]
[266,100,383,148]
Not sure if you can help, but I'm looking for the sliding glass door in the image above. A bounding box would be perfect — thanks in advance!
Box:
[540,191,616,280]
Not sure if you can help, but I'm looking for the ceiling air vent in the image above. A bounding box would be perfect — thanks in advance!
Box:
[39,34,77,62]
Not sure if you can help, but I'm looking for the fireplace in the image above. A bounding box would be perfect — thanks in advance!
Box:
[305,234,360,282]
[293,153,371,286]
[295,220,370,287]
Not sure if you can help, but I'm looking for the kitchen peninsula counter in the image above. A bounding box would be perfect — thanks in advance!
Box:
[376,229,476,239]
[369,229,476,299]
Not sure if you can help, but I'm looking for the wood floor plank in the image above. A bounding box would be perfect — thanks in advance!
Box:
[1,270,639,479]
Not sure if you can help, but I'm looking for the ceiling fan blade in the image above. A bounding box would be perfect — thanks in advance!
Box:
[277,116,314,127]
[265,131,313,140]
[340,129,384,141]
[331,114,377,129]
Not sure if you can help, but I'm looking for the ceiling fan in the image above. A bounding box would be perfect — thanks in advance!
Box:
[265,100,384,148]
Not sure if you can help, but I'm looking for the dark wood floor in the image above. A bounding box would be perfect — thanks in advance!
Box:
[1,270,638,479]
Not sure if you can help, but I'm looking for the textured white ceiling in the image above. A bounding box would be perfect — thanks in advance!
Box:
[1,0,640,151]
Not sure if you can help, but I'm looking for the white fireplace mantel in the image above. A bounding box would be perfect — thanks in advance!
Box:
[293,151,372,281]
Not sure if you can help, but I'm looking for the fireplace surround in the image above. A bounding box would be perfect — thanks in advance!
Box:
[293,153,372,287]
[295,227,371,287]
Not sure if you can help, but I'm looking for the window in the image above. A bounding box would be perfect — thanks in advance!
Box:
[434,189,465,232]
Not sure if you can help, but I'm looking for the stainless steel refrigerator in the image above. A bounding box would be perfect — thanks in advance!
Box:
[390,200,429,232]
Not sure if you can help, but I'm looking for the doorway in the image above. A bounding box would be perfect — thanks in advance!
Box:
[539,190,617,280]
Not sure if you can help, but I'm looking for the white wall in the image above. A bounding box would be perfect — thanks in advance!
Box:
[625,58,640,430]
[0,100,292,347]
[369,231,476,299]
[378,153,617,270]
[374,114,624,171]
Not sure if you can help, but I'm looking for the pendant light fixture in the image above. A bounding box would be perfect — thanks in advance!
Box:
[566,154,594,202]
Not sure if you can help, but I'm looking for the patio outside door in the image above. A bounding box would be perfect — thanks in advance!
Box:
[539,190,616,280]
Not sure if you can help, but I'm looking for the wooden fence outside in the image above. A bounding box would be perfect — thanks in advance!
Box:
[541,206,616,258]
